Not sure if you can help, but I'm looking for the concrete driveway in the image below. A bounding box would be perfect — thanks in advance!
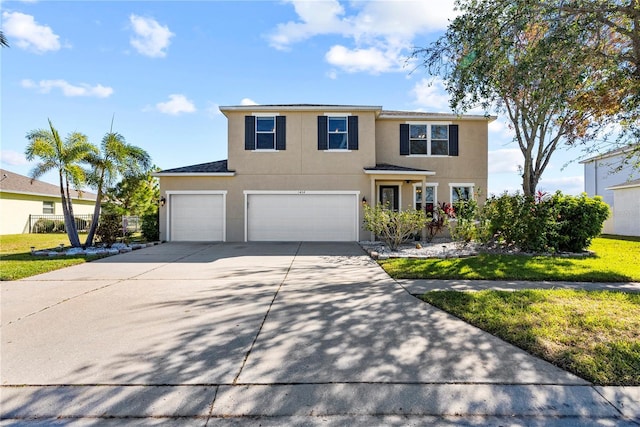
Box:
[1,242,636,425]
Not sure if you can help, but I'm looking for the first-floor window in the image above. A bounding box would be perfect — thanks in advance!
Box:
[43,201,55,214]
[414,184,436,213]
[451,185,473,203]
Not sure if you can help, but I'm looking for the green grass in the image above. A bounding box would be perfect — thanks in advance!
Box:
[0,233,99,281]
[420,289,640,385]
[381,235,640,282]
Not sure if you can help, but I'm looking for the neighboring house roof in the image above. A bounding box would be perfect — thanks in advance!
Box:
[154,160,235,176]
[0,169,97,201]
[364,163,436,176]
[579,144,639,164]
[606,178,640,191]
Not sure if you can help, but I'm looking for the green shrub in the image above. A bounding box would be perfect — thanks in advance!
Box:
[96,214,122,247]
[363,203,427,250]
[551,192,610,252]
[484,191,609,253]
[141,211,159,242]
[33,219,55,233]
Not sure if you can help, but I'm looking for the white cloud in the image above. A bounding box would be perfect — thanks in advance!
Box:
[240,98,258,106]
[488,148,523,174]
[411,78,451,112]
[0,150,29,166]
[268,0,457,74]
[129,14,174,58]
[155,94,196,115]
[21,79,113,98]
[2,11,61,53]
[325,45,400,74]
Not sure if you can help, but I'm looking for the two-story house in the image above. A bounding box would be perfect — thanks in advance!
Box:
[154,104,495,242]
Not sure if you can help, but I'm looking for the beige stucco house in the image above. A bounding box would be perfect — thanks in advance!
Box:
[0,169,97,235]
[154,104,495,242]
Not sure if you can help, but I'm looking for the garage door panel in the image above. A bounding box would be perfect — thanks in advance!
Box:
[170,194,224,241]
[247,193,357,241]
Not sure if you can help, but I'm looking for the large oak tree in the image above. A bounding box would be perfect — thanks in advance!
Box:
[414,0,639,195]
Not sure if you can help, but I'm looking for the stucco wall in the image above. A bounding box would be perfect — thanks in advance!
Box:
[0,193,96,235]
[583,151,637,235]
[158,174,370,242]
[612,186,640,236]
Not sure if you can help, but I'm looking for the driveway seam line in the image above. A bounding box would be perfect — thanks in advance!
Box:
[2,244,219,327]
[1,280,123,327]
[591,385,627,418]
[204,384,219,427]
[231,241,302,385]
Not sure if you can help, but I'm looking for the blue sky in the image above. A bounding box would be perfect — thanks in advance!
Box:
[1,0,586,195]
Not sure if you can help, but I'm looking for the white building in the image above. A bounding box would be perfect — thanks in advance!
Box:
[581,146,640,236]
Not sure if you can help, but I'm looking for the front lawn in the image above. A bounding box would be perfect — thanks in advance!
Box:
[0,233,97,281]
[380,235,640,282]
[420,289,640,385]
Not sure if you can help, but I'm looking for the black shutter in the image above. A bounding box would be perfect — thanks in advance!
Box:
[317,116,328,150]
[400,124,410,155]
[276,116,286,150]
[245,116,255,150]
[449,124,459,156]
[348,116,358,150]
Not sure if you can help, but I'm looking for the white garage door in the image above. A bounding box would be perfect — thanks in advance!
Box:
[246,192,358,241]
[170,193,225,241]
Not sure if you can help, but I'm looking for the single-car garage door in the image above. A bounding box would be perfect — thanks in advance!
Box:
[169,193,225,241]
[246,192,358,241]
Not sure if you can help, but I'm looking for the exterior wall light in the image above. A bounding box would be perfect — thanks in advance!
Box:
[160,196,166,207]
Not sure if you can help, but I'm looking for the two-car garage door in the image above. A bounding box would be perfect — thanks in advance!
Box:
[167,191,359,241]
[246,192,358,242]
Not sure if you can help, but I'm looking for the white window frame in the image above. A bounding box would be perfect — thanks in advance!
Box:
[407,122,451,157]
[413,183,438,211]
[42,201,55,214]
[252,113,279,152]
[449,183,475,204]
[325,113,351,151]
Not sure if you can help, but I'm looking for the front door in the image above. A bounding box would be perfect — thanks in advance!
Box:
[379,185,399,211]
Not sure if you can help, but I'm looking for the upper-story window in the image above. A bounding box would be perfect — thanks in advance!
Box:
[401,123,458,156]
[245,115,286,151]
[317,115,359,151]
[409,124,448,155]
[256,117,276,149]
[328,117,348,150]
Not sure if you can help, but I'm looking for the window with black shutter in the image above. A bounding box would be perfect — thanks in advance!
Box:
[245,115,286,150]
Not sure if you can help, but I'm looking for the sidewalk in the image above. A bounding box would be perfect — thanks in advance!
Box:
[398,278,640,294]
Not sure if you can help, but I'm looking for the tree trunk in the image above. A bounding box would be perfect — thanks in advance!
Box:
[59,172,81,247]
[84,187,102,247]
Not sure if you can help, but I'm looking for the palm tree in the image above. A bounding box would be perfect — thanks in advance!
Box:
[1,30,9,47]
[84,128,151,247]
[25,119,97,247]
